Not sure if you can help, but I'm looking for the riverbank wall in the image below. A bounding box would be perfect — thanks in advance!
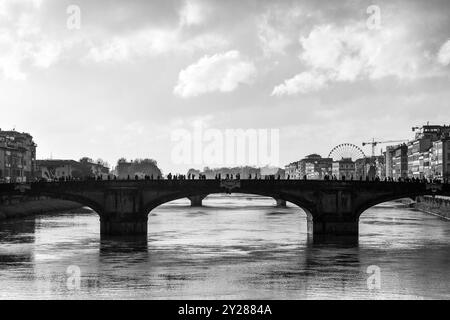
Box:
[0,196,86,220]
[415,195,450,220]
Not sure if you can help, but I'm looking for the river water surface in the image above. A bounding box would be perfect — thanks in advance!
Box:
[0,194,449,299]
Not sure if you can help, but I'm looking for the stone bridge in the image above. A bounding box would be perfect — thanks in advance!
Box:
[1,180,448,240]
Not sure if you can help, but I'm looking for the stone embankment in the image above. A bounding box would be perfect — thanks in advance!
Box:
[0,196,90,220]
[415,195,450,220]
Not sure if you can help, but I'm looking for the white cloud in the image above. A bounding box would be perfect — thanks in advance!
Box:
[0,0,62,80]
[86,28,227,63]
[272,71,328,96]
[0,0,42,16]
[0,31,62,81]
[437,39,450,66]
[257,13,291,56]
[87,0,219,64]
[179,0,208,27]
[174,50,256,98]
[32,41,63,68]
[273,23,426,95]
[87,30,174,62]
[300,24,420,80]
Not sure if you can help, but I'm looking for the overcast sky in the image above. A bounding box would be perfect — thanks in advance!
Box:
[1,0,449,174]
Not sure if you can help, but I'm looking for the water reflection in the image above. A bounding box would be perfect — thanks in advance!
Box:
[0,217,35,265]
[0,195,449,299]
[309,235,359,246]
[0,217,36,242]
[100,237,148,254]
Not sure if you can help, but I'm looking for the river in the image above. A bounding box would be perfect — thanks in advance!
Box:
[0,194,449,299]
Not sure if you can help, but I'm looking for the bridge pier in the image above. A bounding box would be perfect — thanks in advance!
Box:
[99,188,149,236]
[188,195,207,207]
[308,217,359,237]
[100,216,148,236]
[307,218,359,244]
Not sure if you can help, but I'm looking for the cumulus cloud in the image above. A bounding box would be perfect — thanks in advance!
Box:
[179,0,209,27]
[0,0,42,15]
[174,50,256,97]
[257,13,291,56]
[87,29,178,62]
[272,23,426,96]
[0,0,62,80]
[86,28,228,63]
[86,0,221,63]
[437,39,450,66]
[32,41,63,68]
[272,71,328,96]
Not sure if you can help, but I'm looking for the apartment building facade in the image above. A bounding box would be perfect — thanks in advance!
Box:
[0,130,37,183]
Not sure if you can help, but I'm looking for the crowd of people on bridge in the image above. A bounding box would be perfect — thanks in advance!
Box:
[167,173,207,180]
[23,172,449,184]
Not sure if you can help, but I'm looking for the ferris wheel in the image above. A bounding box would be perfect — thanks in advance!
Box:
[328,143,366,161]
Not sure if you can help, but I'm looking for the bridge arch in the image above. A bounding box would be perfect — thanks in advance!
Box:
[143,191,315,237]
[141,190,316,220]
[354,191,437,218]
[25,191,104,216]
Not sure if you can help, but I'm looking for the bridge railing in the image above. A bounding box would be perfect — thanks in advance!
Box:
[0,178,448,189]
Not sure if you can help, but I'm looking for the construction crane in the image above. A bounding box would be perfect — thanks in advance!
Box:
[362,138,408,157]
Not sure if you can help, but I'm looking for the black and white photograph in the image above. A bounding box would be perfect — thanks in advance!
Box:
[0,0,449,307]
